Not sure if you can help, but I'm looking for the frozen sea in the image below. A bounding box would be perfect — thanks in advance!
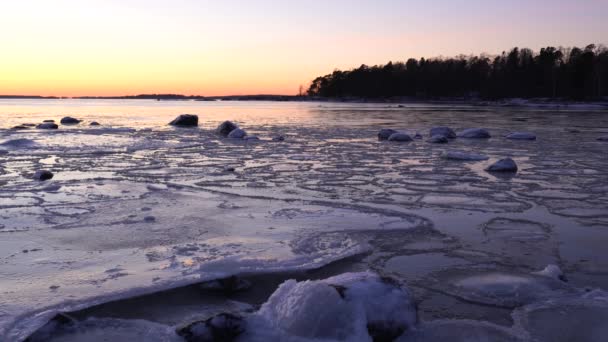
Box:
[1,99,608,341]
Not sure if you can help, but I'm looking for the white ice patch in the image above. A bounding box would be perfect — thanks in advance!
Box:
[247,272,416,342]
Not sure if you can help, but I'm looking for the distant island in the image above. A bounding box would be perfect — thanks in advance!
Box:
[307,45,608,101]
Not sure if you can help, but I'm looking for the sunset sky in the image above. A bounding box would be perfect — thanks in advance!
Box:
[1,0,606,97]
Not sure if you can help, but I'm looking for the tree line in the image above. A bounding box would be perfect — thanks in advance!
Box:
[307,45,608,100]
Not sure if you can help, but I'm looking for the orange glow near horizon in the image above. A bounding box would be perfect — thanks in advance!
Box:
[1,0,606,97]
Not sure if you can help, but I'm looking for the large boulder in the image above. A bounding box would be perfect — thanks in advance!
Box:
[506,132,536,140]
[388,133,413,142]
[427,135,449,144]
[37,123,59,129]
[60,116,81,125]
[227,128,247,139]
[169,114,198,127]
[378,129,398,140]
[458,128,491,139]
[485,158,518,172]
[430,127,456,138]
[217,121,239,137]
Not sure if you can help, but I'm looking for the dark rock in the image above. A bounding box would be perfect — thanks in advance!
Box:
[442,151,489,161]
[37,123,59,129]
[427,135,449,144]
[34,170,54,181]
[89,121,100,126]
[11,125,30,130]
[414,132,423,139]
[60,117,81,125]
[367,321,407,342]
[22,123,36,127]
[458,128,491,139]
[387,133,412,142]
[430,127,456,138]
[25,313,76,342]
[43,120,55,123]
[597,136,608,141]
[485,158,518,172]
[506,132,536,140]
[169,114,198,127]
[227,128,247,139]
[378,129,397,141]
[143,216,156,222]
[272,135,285,142]
[200,276,252,294]
[177,313,246,342]
[217,121,239,137]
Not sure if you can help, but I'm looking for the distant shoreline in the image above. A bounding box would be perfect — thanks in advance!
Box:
[1,95,608,110]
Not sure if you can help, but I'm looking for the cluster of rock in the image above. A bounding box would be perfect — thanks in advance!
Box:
[378,126,529,174]
[169,115,273,142]
[10,117,99,130]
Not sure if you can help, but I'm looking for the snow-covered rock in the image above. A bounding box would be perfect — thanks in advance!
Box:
[217,121,239,137]
[34,170,54,181]
[177,313,246,342]
[430,127,456,139]
[378,129,398,141]
[442,151,489,161]
[255,272,416,341]
[60,116,81,125]
[427,135,449,144]
[36,122,59,129]
[506,132,536,140]
[458,128,491,139]
[169,114,198,127]
[388,133,413,142]
[485,158,518,172]
[228,128,247,139]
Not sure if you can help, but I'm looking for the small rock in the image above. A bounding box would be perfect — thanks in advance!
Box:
[169,114,198,127]
[430,126,456,138]
[443,151,489,161]
[388,132,413,142]
[177,313,246,342]
[427,134,449,144]
[34,170,54,181]
[378,129,397,140]
[43,120,55,123]
[200,276,252,294]
[458,128,491,139]
[36,123,59,129]
[506,132,536,140]
[217,121,239,137]
[11,125,30,130]
[272,135,285,142]
[414,132,423,139]
[224,166,236,172]
[485,158,518,172]
[60,116,81,125]
[227,128,247,139]
[143,216,156,222]
[89,121,100,126]
[597,136,608,141]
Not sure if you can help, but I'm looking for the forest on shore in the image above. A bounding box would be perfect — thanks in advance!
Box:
[307,45,608,100]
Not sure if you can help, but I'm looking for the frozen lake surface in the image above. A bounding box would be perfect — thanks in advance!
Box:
[1,99,608,341]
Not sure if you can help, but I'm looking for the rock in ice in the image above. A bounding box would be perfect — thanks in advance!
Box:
[169,114,198,127]
[33,170,54,181]
[228,128,247,139]
[217,121,239,137]
[506,132,536,140]
[430,126,456,139]
[36,122,59,129]
[427,135,449,144]
[442,151,489,161]
[378,128,398,141]
[388,133,413,142]
[485,158,518,172]
[458,128,491,139]
[60,116,82,125]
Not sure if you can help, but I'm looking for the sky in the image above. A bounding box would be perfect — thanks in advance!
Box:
[0,0,606,97]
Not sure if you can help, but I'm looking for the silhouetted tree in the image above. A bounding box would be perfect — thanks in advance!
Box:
[308,45,608,100]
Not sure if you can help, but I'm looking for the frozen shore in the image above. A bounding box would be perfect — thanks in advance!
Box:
[1,100,608,341]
